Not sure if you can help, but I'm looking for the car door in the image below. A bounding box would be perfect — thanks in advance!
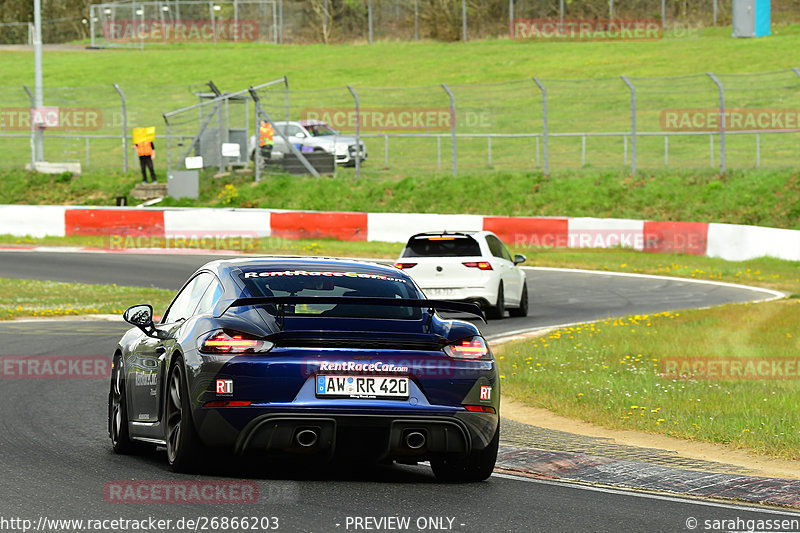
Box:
[127,272,215,423]
[485,234,521,306]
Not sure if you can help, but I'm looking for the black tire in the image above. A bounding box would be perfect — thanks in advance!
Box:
[509,282,529,318]
[108,353,144,454]
[486,283,505,320]
[431,423,499,483]
[165,359,204,473]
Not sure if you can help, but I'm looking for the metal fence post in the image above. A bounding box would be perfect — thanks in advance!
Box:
[661,0,665,31]
[89,9,95,47]
[33,0,44,162]
[324,0,329,41]
[707,72,726,173]
[279,0,283,44]
[441,84,457,176]
[163,113,171,175]
[508,0,514,38]
[461,0,467,41]
[414,0,419,41]
[113,83,128,173]
[621,75,636,174]
[283,75,290,123]
[581,135,586,166]
[254,100,261,182]
[347,85,360,179]
[533,78,548,175]
[22,85,35,169]
[368,0,373,44]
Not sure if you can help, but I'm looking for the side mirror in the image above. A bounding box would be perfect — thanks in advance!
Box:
[123,304,153,326]
[513,254,527,265]
[123,304,169,339]
[294,132,306,138]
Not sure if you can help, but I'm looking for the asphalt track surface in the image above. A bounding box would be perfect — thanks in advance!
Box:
[0,250,781,338]
[0,251,795,532]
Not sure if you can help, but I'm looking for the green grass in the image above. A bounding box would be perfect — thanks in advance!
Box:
[496,299,800,459]
[3,26,800,88]
[3,167,800,231]
[0,277,173,320]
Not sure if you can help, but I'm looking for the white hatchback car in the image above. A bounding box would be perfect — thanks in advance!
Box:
[395,231,528,320]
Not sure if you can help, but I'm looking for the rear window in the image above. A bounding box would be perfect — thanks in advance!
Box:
[237,268,422,319]
[401,235,481,258]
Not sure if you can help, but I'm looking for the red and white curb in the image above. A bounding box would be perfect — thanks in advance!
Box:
[2,205,799,261]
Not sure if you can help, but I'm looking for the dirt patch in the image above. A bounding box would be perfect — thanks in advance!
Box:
[501,396,800,480]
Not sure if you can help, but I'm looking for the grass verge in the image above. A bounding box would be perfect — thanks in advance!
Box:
[2,168,800,231]
[495,299,800,460]
[0,278,173,320]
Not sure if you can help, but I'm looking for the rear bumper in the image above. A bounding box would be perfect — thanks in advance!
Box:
[196,409,498,461]
[420,286,498,309]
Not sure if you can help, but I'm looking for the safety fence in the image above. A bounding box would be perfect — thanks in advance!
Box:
[2,69,800,176]
[7,0,800,45]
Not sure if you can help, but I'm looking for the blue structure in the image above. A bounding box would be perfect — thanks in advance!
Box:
[732,0,771,37]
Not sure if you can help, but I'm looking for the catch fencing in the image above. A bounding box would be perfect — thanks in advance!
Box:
[90,0,800,45]
[2,69,799,176]
[6,0,800,45]
[89,0,279,48]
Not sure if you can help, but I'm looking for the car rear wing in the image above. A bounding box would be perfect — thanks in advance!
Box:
[215,296,486,323]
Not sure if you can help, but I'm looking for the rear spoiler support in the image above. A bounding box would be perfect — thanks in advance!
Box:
[215,296,486,324]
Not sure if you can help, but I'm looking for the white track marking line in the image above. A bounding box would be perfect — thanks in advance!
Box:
[485,267,786,343]
[525,266,786,300]
[492,472,800,516]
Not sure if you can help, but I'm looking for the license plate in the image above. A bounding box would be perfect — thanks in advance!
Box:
[426,288,454,297]
[316,375,409,399]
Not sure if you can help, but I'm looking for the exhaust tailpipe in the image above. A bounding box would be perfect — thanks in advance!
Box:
[404,431,426,450]
[295,429,319,447]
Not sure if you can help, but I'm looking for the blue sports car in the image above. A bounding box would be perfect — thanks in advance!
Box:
[109,258,500,481]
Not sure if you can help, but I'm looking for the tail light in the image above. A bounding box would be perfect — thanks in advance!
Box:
[199,330,274,355]
[462,261,493,270]
[203,400,252,408]
[395,262,417,269]
[443,336,491,360]
[464,405,496,414]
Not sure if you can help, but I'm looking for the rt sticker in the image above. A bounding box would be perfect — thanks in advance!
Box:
[216,379,233,396]
[480,386,492,401]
